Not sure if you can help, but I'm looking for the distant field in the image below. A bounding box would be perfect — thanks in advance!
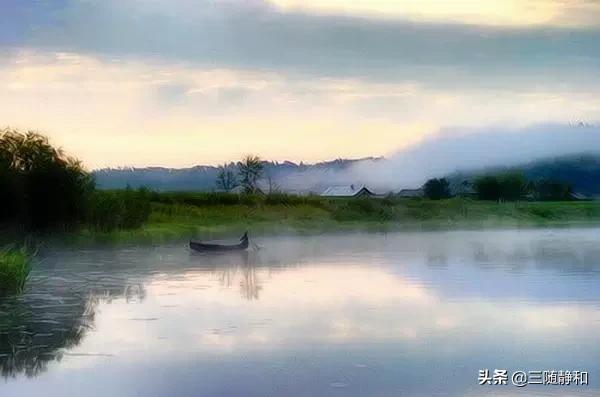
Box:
[65,192,600,244]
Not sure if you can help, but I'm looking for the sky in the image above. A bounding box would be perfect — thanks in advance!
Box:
[1,0,599,169]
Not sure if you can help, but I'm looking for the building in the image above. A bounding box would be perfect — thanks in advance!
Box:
[396,188,424,198]
[320,184,375,198]
[569,192,592,201]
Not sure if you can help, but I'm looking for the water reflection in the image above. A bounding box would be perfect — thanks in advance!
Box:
[1,229,599,397]
[0,266,146,377]
[0,294,95,377]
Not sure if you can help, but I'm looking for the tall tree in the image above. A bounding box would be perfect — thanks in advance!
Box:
[238,155,263,194]
[498,172,527,201]
[474,175,501,201]
[423,178,451,200]
[0,128,94,229]
[215,164,238,192]
[474,172,527,201]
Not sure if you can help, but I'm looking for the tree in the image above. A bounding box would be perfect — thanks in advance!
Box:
[535,179,572,201]
[474,172,527,201]
[238,155,263,194]
[215,164,238,191]
[423,178,451,200]
[0,128,94,230]
[474,175,501,201]
[498,172,527,201]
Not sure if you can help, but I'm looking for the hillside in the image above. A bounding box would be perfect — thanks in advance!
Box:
[93,157,383,192]
[94,153,600,197]
[448,154,600,197]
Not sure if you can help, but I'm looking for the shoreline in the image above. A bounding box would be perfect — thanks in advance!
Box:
[6,197,600,248]
[54,201,600,246]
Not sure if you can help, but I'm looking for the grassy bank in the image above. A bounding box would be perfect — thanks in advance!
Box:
[0,247,32,295]
[63,193,600,244]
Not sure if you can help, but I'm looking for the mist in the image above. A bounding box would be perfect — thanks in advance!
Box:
[276,123,600,193]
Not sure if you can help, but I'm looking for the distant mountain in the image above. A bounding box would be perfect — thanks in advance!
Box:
[94,154,600,197]
[93,157,384,192]
[448,153,600,197]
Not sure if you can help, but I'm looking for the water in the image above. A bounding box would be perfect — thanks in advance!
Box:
[1,229,600,396]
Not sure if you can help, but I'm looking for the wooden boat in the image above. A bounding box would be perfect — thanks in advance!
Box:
[189,232,249,252]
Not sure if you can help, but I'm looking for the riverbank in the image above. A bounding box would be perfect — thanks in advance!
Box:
[61,196,600,245]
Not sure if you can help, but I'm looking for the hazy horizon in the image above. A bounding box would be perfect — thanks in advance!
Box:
[91,123,600,170]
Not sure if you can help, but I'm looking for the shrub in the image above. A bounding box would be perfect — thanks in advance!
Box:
[0,247,32,296]
[87,188,151,232]
[121,187,152,229]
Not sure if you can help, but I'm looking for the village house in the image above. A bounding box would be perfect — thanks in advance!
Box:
[396,188,424,198]
[320,184,375,198]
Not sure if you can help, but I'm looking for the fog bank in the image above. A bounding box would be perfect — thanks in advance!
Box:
[279,124,600,193]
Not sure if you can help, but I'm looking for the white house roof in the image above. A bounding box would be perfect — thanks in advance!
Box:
[396,188,424,197]
[320,185,372,197]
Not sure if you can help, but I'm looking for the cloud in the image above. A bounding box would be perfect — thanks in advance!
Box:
[2,0,599,93]
[269,0,600,27]
[1,2,599,168]
[0,51,598,168]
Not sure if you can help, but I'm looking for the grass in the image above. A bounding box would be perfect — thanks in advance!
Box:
[57,194,600,245]
[0,247,32,296]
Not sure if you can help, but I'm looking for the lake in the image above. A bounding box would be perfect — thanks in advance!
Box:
[1,229,599,396]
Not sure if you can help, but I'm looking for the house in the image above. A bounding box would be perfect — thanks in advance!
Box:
[569,192,592,201]
[455,186,477,198]
[320,184,375,198]
[396,188,424,198]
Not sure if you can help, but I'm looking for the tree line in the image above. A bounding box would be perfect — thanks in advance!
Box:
[423,173,574,201]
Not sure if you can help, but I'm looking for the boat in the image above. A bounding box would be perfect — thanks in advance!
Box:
[189,232,249,252]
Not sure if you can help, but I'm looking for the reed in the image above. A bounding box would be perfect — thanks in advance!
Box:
[0,247,32,295]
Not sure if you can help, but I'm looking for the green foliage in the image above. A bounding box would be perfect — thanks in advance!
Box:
[331,197,395,221]
[153,192,253,206]
[473,171,575,202]
[43,197,600,245]
[150,191,326,208]
[0,129,153,234]
[87,188,151,232]
[534,179,572,201]
[238,155,263,193]
[423,178,451,200]
[0,129,94,230]
[474,175,501,200]
[263,193,324,207]
[474,172,527,201]
[0,247,32,296]
[498,173,528,201]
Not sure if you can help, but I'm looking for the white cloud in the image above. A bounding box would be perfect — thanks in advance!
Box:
[1,50,598,168]
[269,0,600,26]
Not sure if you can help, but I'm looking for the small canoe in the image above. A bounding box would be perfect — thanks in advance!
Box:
[190,232,249,252]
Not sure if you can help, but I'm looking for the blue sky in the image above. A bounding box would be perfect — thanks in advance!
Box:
[1,0,599,167]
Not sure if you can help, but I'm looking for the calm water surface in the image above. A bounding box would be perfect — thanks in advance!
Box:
[1,229,600,396]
